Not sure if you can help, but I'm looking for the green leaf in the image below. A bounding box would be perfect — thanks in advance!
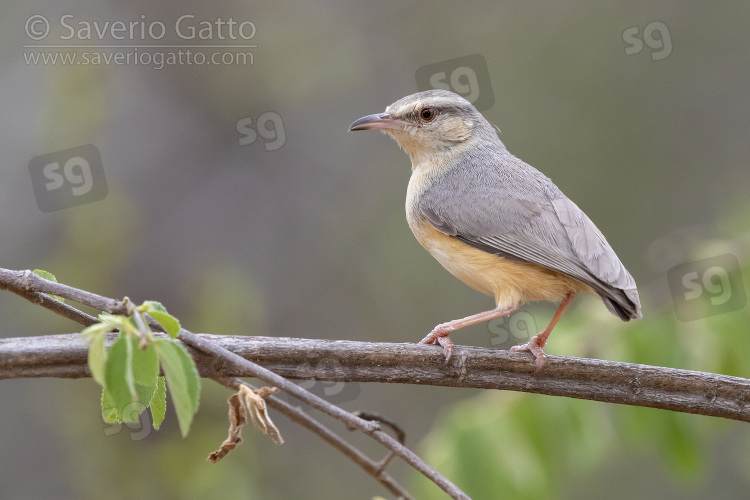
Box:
[141,300,167,314]
[150,377,167,430]
[149,311,181,338]
[142,301,181,338]
[153,338,201,437]
[122,316,142,338]
[121,384,154,423]
[104,334,137,421]
[128,345,160,424]
[101,389,119,423]
[86,328,107,387]
[33,269,56,282]
[132,342,158,388]
[98,312,123,325]
[33,269,65,302]
[94,312,129,334]
[80,321,112,339]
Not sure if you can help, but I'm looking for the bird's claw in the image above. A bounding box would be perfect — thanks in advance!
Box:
[420,324,455,364]
[510,334,548,372]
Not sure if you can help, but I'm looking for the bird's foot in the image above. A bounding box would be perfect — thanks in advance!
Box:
[510,334,548,372]
[420,324,455,364]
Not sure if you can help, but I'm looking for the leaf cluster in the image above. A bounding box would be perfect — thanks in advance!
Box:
[80,300,200,437]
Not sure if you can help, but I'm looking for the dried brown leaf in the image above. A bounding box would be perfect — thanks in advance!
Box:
[207,393,247,463]
[239,385,284,445]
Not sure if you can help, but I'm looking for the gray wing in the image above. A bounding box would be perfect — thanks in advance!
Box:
[419,147,642,320]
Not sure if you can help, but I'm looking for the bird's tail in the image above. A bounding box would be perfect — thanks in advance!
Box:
[600,287,642,321]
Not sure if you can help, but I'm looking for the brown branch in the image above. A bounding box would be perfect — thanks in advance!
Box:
[0,267,469,500]
[7,265,750,497]
[0,268,124,314]
[2,333,749,423]
[0,334,750,422]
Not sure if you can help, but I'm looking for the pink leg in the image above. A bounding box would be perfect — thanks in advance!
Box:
[510,292,576,372]
[420,304,519,363]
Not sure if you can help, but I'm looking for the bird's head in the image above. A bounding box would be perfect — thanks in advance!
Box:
[348,90,500,167]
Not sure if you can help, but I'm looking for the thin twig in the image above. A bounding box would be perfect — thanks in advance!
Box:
[173,331,467,498]
[175,329,379,433]
[0,268,377,432]
[0,267,469,499]
[0,268,124,314]
[215,377,415,500]
[352,412,406,470]
[352,412,405,442]
[2,287,99,326]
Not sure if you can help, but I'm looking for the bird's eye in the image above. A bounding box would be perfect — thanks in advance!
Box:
[419,107,435,122]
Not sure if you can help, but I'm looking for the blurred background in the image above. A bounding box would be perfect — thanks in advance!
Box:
[2,1,750,498]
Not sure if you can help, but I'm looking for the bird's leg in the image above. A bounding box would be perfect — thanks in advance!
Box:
[420,304,519,363]
[511,291,576,372]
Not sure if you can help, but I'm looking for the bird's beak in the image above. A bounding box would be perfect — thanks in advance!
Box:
[348,113,407,132]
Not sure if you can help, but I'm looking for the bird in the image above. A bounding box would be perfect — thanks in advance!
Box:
[348,89,641,371]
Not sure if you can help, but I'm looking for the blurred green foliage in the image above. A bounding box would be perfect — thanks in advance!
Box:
[412,231,750,499]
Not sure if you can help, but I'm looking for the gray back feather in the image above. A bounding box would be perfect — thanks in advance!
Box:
[419,140,642,320]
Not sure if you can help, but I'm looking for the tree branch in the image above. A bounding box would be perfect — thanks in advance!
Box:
[2,333,749,423]
[0,267,470,499]
[0,268,124,314]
